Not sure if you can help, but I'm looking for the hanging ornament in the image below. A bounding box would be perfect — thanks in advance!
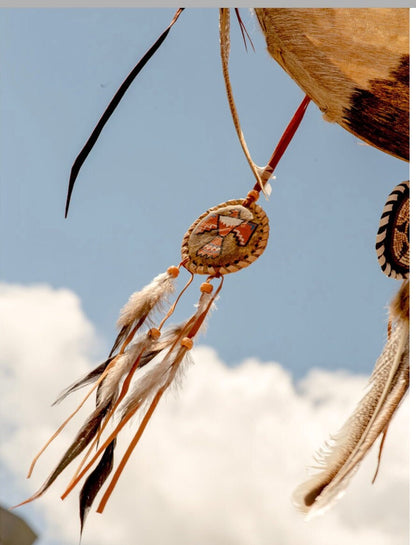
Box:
[15,9,310,532]
[13,195,273,529]
[16,6,408,531]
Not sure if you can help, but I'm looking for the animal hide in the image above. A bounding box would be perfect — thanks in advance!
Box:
[255,8,409,161]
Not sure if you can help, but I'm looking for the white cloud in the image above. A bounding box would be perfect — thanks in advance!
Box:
[0,283,408,545]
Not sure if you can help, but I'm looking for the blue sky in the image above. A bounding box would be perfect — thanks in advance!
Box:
[0,8,410,545]
[0,8,408,375]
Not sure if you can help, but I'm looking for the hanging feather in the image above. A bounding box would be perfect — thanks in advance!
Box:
[65,8,184,217]
[293,279,409,516]
[93,286,220,515]
[17,252,233,534]
[79,439,116,534]
[19,325,184,504]
[76,323,185,531]
[109,268,178,356]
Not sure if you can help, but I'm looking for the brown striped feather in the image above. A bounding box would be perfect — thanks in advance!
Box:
[255,8,409,161]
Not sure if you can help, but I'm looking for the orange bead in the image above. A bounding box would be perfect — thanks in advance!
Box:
[200,282,213,294]
[180,337,193,350]
[148,328,161,340]
[244,189,260,205]
[167,266,180,278]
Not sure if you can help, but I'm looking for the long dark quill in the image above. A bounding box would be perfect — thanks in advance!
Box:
[79,440,116,535]
[65,8,184,217]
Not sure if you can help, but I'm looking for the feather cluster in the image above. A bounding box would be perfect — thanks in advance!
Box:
[18,269,220,534]
[293,280,409,517]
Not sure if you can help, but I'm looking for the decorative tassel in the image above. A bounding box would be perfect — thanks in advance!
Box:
[293,280,409,517]
[18,325,184,505]
[95,284,221,514]
[16,259,228,534]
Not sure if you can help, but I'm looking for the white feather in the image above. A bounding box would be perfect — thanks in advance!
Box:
[293,314,409,517]
[97,349,141,408]
[117,272,176,329]
[120,291,213,419]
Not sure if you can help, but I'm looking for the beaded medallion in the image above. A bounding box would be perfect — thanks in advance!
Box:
[182,199,269,275]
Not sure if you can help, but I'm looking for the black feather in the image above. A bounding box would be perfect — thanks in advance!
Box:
[79,440,116,534]
[65,8,185,217]
[35,403,111,497]
[108,325,129,358]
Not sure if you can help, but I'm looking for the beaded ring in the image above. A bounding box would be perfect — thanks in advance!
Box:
[376,180,409,280]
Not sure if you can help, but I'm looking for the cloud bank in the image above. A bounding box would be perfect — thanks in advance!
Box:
[0,283,408,545]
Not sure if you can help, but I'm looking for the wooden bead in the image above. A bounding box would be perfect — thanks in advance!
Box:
[148,328,161,340]
[180,337,193,350]
[200,282,213,294]
[167,266,180,278]
[245,189,260,203]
